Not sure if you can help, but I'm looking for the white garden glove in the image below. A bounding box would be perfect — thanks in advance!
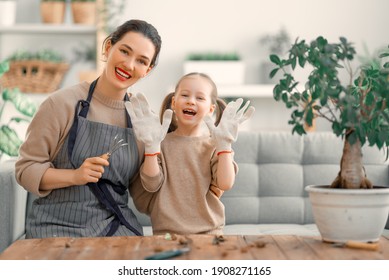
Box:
[204,98,255,153]
[125,92,173,155]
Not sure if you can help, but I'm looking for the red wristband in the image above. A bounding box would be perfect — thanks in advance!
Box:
[144,152,160,157]
[217,150,232,156]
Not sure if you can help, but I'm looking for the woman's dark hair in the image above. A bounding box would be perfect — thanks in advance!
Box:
[160,73,227,132]
[103,19,162,67]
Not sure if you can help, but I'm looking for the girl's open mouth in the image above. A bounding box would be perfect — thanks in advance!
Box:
[183,109,196,116]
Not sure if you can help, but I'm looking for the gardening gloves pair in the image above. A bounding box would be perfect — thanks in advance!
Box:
[204,98,255,154]
[125,93,173,155]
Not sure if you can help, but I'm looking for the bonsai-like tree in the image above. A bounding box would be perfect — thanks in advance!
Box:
[270,36,389,189]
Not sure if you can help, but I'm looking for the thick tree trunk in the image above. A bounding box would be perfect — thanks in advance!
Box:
[330,131,373,189]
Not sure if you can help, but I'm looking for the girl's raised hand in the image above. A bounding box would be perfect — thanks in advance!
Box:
[204,98,255,153]
[125,92,173,155]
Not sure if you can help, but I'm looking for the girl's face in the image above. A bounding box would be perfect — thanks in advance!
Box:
[172,76,215,132]
[104,31,156,91]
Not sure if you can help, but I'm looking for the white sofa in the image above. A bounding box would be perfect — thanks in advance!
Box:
[1,131,389,253]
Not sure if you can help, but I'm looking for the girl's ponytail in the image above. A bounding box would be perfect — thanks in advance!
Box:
[159,92,177,132]
[214,98,227,126]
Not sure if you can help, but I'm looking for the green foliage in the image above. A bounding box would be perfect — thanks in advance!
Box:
[8,49,66,63]
[100,0,127,34]
[0,60,37,158]
[186,52,241,61]
[259,27,291,55]
[271,36,389,150]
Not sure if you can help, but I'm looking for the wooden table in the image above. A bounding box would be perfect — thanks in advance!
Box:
[1,234,388,260]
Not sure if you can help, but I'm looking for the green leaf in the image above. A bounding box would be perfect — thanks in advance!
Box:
[282,93,289,103]
[273,85,282,101]
[2,88,37,117]
[365,91,375,106]
[292,124,306,135]
[0,60,9,77]
[379,53,389,58]
[305,107,314,126]
[269,67,279,79]
[332,122,343,136]
[0,125,22,157]
[269,54,281,65]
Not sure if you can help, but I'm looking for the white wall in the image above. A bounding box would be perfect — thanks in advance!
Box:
[11,0,389,131]
[119,0,389,130]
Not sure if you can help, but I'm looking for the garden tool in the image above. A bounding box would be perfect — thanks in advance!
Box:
[144,247,191,260]
[100,134,128,160]
[332,240,379,251]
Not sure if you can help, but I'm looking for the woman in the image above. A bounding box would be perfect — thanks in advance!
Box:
[15,19,162,238]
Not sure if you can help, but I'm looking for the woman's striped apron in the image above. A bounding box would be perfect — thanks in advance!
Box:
[26,79,143,238]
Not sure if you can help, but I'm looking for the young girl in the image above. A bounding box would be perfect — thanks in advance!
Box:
[126,72,254,235]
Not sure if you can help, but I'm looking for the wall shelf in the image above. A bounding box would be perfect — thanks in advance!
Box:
[218,84,274,98]
[0,24,96,34]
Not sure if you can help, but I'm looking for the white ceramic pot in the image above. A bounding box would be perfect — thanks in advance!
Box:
[0,1,17,26]
[305,185,389,243]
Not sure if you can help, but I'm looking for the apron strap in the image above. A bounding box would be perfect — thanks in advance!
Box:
[67,79,97,166]
[88,180,143,236]
[67,79,133,162]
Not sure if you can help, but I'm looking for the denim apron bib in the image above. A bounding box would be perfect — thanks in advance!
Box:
[26,80,143,238]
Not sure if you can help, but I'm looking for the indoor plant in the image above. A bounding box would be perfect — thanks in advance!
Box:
[0,60,36,160]
[1,49,69,93]
[270,36,389,242]
[40,0,66,24]
[183,52,245,85]
[259,27,291,84]
[71,0,96,25]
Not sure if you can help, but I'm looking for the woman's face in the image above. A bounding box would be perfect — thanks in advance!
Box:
[172,76,215,130]
[104,31,156,90]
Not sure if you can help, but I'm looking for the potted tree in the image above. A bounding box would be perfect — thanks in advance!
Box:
[270,36,389,243]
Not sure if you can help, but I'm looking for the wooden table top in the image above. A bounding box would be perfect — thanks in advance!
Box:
[1,234,388,260]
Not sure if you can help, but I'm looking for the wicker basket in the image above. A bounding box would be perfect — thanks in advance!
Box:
[1,60,69,93]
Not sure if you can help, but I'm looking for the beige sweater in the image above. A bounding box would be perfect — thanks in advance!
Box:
[15,82,143,197]
[134,133,238,235]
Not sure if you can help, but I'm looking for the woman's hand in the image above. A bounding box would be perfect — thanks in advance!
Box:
[204,98,255,152]
[73,157,109,185]
[39,157,109,191]
[125,92,172,155]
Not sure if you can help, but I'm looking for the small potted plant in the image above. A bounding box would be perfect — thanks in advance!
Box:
[0,60,37,161]
[270,36,389,243]
[183,52,245,86]
[40,0,66,24]
[71,0,96,25]
[259,27,291,84]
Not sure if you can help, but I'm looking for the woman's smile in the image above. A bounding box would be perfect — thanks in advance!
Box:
[115,67,131,81]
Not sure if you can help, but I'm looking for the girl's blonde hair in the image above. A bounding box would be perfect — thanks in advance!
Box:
[159,72,226,132]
